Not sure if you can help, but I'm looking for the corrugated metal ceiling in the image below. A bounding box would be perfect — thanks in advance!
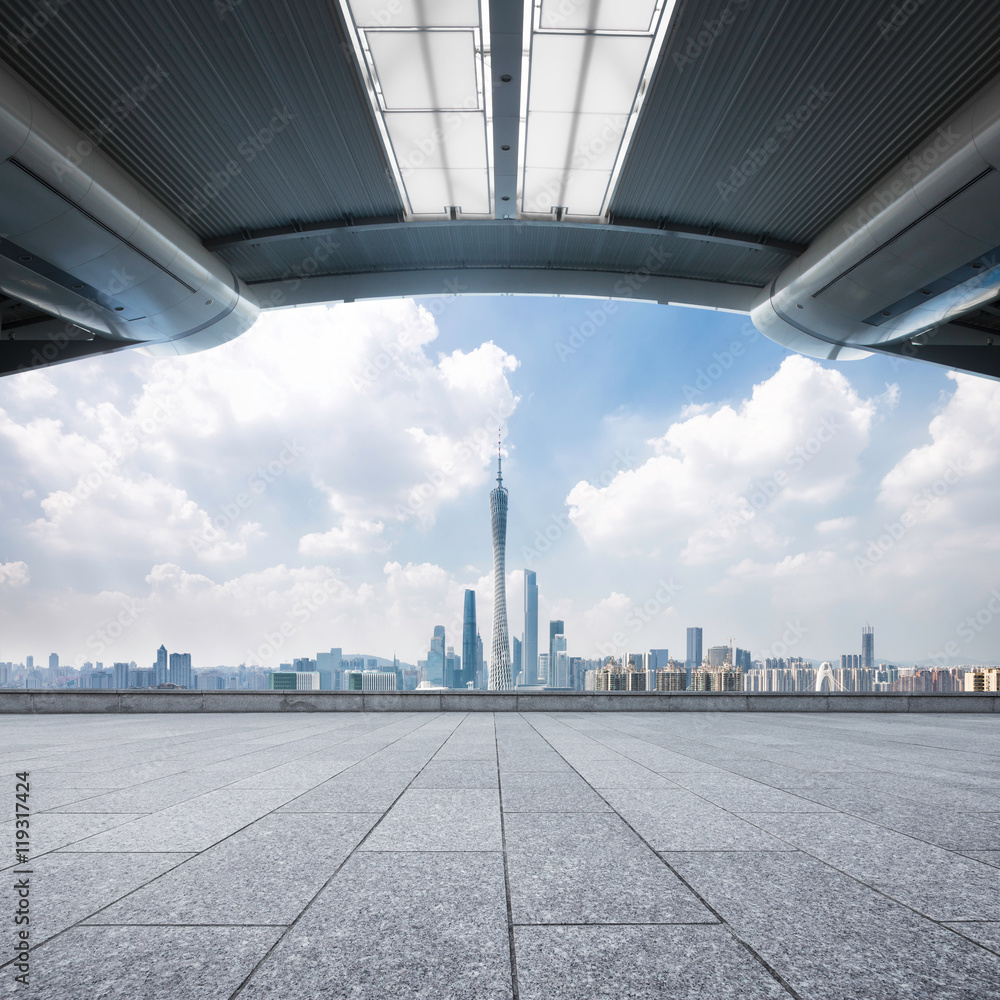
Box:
[3,0,1000,290]
[611,0,1000,244]
[0,0,402,237]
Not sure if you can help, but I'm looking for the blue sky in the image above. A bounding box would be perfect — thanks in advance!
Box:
[1,294,997,670]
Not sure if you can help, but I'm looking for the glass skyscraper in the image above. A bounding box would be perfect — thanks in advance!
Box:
[686,627,703,675]
[462,590,477,690]
[523,569,538,686]
[862,625,874,671]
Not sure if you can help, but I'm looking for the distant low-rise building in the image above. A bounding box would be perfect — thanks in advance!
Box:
[269,671,320,691]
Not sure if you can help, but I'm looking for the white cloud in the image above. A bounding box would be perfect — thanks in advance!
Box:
[299,518,388,557]
[817,516,857,533]
[567,356,885,563]
[0,561,29,588]
[1,301,520,570]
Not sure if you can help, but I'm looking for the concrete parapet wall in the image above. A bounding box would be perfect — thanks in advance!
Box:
[0,690,997,713]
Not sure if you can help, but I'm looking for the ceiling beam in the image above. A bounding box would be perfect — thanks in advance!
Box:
[205,218,804,256]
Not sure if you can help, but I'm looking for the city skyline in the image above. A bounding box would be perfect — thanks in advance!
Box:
[2,296,1000,668]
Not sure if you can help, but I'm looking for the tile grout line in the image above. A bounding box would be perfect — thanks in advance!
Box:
[226,712,470,1000]
[33,712,425,817]
[494,713,521,1000]
[550,714,1000,881]
[547,714,1000,957]
[522,713,804,1000]
[0,712,450,971]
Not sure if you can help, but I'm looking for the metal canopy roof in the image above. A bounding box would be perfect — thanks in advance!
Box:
[3,0,1000,375]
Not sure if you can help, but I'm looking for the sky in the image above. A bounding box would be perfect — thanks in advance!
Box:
[1,293,999,670]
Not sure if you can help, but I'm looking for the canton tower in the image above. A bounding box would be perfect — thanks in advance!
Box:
[489,433,513,690]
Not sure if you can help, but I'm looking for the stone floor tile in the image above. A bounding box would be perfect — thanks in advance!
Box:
[63,790,294,852]
[501,772,611,812]
[505,812,714,924]
[944,922,1000,953]
[410,760,499,788]
[0,925,281,1000]
[360,787,502,851]
[744,811,1000,920]
[86,812,379,926]
[0,852,192,942]
[515,925,790,1000]
[239,852,512,1000]
[667,850,1000,999]
[600,787,792,851]
[276,768,414,812]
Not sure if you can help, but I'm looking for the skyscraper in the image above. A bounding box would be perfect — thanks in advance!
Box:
[548,619,565,684]
[427,626,445,685]
[862,625,874,671]
[48,653,58,671]
[550,633,568,688]
[168,652,192,688]
[489,441,512,690]
[462,590,477,690]
[523,569,538,686]
[686,628,703,669]
[512,636,522,685]
[155,644,168,685]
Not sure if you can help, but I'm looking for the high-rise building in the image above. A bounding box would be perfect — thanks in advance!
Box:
[512,636,522,684]
[489,443,512,689]
[427,626,445,685]
[523,570,538,686]
[550,633,568,688]
[686,628,702,673]
[445,646,460,688]
[48,653,58,671]
[25,656,33,671]
[734,647,751,671]
[462,590,477,690]
[649,648,669,669]
[548,620,564,682]
[155,644,168,685]
[316,648,341,691]
[537,652,549,685]
[707,645,730,667]
[168,652,192,688]
[476,633,484,688]
[862,625,874,671]
[113,661,129,689]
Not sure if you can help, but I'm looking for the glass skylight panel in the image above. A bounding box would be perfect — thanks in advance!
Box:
[518,0,680,221]
[338,0,493,220]
[386,112,489,171]
[528,34,655,114]
[350,0,481,27]
[367,30,479,110]
[538,0,658,32]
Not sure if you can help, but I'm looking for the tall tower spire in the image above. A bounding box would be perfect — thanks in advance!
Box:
[489,430,512,690]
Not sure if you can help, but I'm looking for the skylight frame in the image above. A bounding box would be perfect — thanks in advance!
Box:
[337,0,495,221]
[516,0,680,223]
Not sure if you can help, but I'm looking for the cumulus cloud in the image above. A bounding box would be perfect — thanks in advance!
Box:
[567,356,888,563]
[0,561,29,588]
[1,301,520,572]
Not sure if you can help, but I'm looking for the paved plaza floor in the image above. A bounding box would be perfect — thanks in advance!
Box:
[2,711,999,999]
